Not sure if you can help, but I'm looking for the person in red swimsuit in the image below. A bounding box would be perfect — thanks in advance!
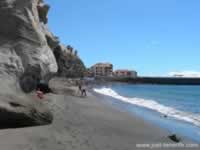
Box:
[36,88,44,99]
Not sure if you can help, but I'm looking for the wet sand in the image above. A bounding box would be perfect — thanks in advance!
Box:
[0,92,198,150]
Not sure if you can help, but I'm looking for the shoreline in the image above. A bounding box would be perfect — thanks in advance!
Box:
[92,86,200,144]
[0,91,198,150]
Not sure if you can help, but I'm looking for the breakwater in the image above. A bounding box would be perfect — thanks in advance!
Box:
[95,76,200,85]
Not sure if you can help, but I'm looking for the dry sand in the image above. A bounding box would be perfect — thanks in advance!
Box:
[0,92,198,150]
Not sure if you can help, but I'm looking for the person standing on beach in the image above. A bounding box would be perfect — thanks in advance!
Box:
[81,86,87,97]
[76,80,87,97]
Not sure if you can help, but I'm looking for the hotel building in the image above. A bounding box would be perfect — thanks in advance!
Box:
[114,69,137,78]
[91,63,113,77]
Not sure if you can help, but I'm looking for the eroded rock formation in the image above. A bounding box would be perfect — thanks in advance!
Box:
[0,0,86,93]
[0,0,58,93]
[0,0,86,128]
[0,94,53,129]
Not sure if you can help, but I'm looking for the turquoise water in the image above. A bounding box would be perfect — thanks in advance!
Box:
[94,84,200,142]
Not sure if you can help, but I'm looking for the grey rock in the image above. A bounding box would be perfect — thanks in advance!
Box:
[42,24,60,50]
[19,73,38,93]
[168,134,181,143]
[37,2,50,24]
[49,77,80,96]
[0,93,53,129]
[0,0,86,129]
[0,0,58,88]
[0,0,57,128]
[53,45,86,78]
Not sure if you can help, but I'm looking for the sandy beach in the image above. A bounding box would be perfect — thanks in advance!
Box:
[0,0,200,150]
[0,92,198,150]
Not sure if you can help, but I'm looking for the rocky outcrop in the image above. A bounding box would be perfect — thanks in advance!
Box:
[0,0,57,128]
[0,0,86,93]
[0,0,58,93]
[54,45,86,78]
[49,77,79,96]
[168,134,181,143]
[0,0,86,128]
[37,1,50,24]
[0,93,53,129]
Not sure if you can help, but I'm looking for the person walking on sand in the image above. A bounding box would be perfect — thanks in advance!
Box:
[81,85,87,97]
[77,80,87,97]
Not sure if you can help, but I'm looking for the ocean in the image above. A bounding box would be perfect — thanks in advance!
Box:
[93,83,200,142]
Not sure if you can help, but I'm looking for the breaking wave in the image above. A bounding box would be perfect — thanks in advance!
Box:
[93,87,200,127]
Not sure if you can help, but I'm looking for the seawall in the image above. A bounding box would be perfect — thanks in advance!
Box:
[95,76,200,85]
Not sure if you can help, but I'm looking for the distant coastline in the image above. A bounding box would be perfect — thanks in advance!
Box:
[95,76,200,85]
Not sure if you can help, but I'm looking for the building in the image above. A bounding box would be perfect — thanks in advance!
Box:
[114,69,137,78]
[91,63,113,77]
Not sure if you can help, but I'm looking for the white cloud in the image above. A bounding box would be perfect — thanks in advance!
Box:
[168,71,200,78]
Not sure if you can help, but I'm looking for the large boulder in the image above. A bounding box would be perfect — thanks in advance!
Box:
[0,0,58,93]
[0,93,53,129]
[49,77,80,96]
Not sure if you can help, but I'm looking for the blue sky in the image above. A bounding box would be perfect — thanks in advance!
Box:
[46,0,200,76]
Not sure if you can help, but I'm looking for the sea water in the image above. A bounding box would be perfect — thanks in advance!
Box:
[93,83,200,142]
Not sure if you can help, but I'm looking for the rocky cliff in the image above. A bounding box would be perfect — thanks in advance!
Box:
[54,45,86,78]
[0,0,85,128]
[0,0,85,93]
[0,0,57,93]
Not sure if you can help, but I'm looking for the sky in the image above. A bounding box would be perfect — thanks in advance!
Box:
[46,0,200,76]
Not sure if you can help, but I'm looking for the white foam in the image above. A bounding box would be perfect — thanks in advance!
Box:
[94,87,200,127]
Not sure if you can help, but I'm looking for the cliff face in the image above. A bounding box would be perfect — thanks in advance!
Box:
[54,45,86,78]
[0,0,58,92]
[0,0,59,76]
[0,0,85,128]
[0,0,58,128]
[0,0,85,93]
